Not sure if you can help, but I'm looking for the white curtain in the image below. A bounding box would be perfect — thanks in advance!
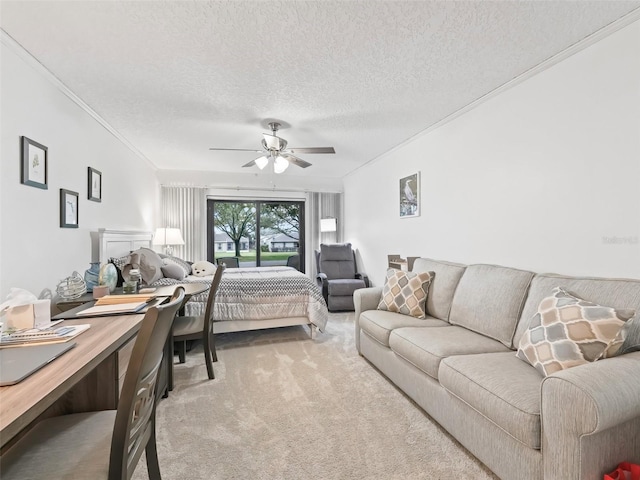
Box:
[160,186,207,262]
[308,192,343,279]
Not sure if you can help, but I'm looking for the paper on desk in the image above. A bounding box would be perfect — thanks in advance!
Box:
[0,324,90,346]
[76,302,148,316]
[95,294,155,306]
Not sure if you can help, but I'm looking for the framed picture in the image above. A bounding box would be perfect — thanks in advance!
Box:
[60,189,79,228]
[88,167,102,202]
[21,136,48,189]
[399,172,420,218]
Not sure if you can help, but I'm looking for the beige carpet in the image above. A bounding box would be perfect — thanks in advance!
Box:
[134,313,498,479]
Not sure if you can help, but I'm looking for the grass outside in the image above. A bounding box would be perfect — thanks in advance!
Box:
[216,251,294,262]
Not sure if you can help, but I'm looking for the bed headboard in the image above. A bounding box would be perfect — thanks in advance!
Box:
[97,229,154,264]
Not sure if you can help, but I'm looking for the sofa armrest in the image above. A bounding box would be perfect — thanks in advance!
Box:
[541,351,640,479]
[353,287,383,353]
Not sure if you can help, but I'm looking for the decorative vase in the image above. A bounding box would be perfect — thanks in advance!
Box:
[84,262,101,292]
[98,263,118,293]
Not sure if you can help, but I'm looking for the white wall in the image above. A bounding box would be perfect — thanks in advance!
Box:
[0,37,160,298]
[344,19,640,286]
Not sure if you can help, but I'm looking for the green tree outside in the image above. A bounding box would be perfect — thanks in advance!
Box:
[213,202,256,257]
[260,204,300,238]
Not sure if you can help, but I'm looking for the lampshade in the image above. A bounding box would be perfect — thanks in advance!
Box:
[153,227,185,246]
[273,155,289,174]
[255,156,269,170]
[320,218,337,232]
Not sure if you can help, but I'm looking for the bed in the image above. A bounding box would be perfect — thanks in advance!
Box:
[96,229,328,337]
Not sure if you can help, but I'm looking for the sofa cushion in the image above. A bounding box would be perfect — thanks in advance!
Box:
[360,310,448,347]
[327,278,366,296]
[377,269,433,319]
[516,287,635,376]
[389,326,510,380]
[449,264,534,347]
[513,273,640,348]
[439,352,543,449]
[412,258,467,321]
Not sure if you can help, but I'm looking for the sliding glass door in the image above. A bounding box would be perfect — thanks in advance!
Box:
[207,199,305,272]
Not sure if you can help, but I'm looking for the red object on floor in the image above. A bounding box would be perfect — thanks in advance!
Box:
[604,462,640,480]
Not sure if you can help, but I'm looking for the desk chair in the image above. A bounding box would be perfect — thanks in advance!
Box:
[216,257,239,268]
[286,253,300,271]
[173,266,224,380]
[0,287,185,480]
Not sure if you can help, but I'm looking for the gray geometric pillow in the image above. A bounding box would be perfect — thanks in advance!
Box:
[377,269,434,319]
[516,287,635,376]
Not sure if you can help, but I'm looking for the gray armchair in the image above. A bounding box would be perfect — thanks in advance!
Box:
[316,243,369,311]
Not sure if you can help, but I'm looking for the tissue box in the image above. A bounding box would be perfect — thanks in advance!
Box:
[4,299,51,330]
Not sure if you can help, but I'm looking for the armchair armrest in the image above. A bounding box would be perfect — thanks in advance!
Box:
[316,272,329,304]
[353,287,383,353]
[541,351,640,479]
[355,273,370,287]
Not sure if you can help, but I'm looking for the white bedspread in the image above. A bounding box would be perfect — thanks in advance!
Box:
[152,266,328,331]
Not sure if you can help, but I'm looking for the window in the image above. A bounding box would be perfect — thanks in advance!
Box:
[207,199,305,271]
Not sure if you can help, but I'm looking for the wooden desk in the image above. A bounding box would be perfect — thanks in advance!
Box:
[47,284,204,401]
[0,314,144,451]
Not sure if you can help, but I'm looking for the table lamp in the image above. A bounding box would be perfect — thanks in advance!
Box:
[153,227,185,256]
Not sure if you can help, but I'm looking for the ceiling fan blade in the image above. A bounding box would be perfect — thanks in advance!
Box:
[287,147,335,154]
[262,134,287,151]
[281,153,312,168]
[209,148,264,153]
[243,155,270,169]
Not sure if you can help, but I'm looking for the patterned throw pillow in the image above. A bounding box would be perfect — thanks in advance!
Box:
[110,254,130,272]
[377,269,434,319]
[516,287,635,376]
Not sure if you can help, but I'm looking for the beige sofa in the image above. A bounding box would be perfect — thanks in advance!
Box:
[354,258,640,480]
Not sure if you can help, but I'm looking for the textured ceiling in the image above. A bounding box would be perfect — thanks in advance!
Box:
[2,1,639,180]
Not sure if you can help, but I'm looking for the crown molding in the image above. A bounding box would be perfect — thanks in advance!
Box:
[1,29,157,171]
[345,8,640,178]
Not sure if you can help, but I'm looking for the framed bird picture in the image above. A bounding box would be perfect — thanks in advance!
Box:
[399,172,420,218]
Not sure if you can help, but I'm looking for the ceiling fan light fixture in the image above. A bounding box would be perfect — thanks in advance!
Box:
[274,155,289,174]
[262,134,287,151]
[255,156,269,170]
[209,121,335,172]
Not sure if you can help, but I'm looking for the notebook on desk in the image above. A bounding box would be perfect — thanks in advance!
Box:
[0,342,76,386]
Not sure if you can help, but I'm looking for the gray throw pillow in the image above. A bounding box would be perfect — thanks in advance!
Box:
[619,314,640,354]
[160,255,192,278]
[161,262,186,280]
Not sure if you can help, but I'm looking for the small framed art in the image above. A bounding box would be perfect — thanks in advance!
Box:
[60,189,79,228]
[21,136,48,189]
[399,172,420,218]
[88,167,102,202]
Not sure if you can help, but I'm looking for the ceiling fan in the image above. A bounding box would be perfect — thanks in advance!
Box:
[209,122,335,173]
